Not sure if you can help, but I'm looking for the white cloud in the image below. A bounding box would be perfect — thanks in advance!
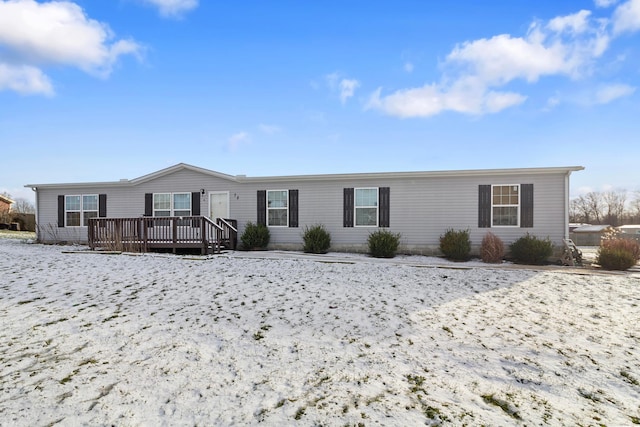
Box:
[595,0,618,7]
[594,83,636,103]
[612,0,640,33]
[366,80,526,118]
[325,72,360,104]
[0,0,142,95]
[404,62,414,73]
[368,8,617,118]
[548,10,592,34]
[139,0,198,18]
[339,78,360,104]
[0,64,53,96]
[259,124,281,134]
[228,132,250,151]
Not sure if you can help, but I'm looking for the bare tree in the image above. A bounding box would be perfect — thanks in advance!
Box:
[603,189,627,226]
[629,191,640,224]
[11,198,35,214]
[585,192,605,224]
[570,196,591,223]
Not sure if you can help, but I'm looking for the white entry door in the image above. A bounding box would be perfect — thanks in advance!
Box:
[209,192,229,220]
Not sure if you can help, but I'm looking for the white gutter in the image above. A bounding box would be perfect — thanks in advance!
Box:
[565,172,571,240]
[31,187,38,241]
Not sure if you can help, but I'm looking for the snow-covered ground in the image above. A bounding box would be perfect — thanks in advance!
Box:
[1,238,639,426]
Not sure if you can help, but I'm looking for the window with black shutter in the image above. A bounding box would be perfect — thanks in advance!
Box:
[343,188,354,227]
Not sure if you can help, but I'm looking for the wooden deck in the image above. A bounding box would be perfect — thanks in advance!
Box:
[88,216,237,254]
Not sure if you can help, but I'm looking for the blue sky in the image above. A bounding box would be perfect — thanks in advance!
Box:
[1,0,639,204]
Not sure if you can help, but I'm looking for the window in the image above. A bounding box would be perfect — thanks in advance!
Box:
[355,188,378,226]
[65,194,98,227]
[267,190,288,226]
[153,193,191,217]
[492,185,519,226]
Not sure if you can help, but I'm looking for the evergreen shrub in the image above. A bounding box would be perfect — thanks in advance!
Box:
[439,228,471,261]
[302,224,331,254]
[509,233,553,265]
[240,222,270,250]
[368,230,401,258]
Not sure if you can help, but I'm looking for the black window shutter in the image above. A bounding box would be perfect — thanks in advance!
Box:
[343,188,354,227]
[289,189,298,228]
[520,184,534,228]
[257,190,266,225]
[191,192,200,216]
[478,185,491,228]
[58,195,65,228]
[98,194,107,218]
[144,193,153,216]
[379,187,390,227]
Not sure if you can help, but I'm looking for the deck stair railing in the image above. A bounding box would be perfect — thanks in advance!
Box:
[216,218,238,250]
[88,216,233,255]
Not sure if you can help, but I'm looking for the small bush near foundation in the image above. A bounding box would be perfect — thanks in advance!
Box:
[240,222,270,250]
[302,224,331,254]
[509,233,553,265]
[439,228,471,261]
[597,238,639,270]
[480,232,505,263]
[368,230,401,258]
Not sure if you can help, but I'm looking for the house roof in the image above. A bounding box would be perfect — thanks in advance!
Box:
[572,225,612,233]
[25,163,585,189]
[0,194,14,204]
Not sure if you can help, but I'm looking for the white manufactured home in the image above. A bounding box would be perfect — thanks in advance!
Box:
[26,163,583,255]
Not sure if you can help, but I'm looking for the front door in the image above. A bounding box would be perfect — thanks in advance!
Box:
[209,192,229,220]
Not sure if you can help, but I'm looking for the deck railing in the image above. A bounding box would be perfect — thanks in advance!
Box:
[88,216,236,254]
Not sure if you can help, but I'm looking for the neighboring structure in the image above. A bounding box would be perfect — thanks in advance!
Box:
[26,163,583,254]
[618,224,640,235]
[569,224,613,246]
[0,194,14,215]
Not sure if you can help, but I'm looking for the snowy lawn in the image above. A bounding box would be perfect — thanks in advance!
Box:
[1,239,639,426]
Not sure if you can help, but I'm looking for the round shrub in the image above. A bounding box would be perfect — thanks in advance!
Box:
[601,237,640,261]
[596,247,637,270]
[302,224,331,254]
[509,233,553,265]
[240,222,270,250]
[597,238,639,270]
[368,230,401,258]
[439,228,471,261]
[480,232,505,263]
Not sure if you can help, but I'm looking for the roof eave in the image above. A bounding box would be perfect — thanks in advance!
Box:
[238,166,585,183]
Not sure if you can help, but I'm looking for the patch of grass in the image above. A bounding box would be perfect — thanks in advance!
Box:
[423,405,450,422]
[17,297,43,305]
[406,374,426,393]
[578,389,601,402]
[43,317,68,326]
[59,369,80,385]
[481,394,522,420]
[621,370,640,386]
[79,358,98,366]
[253,331,265,340]
[294,406,305,420]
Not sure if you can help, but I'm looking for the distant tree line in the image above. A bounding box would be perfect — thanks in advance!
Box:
[570,190,640,226]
